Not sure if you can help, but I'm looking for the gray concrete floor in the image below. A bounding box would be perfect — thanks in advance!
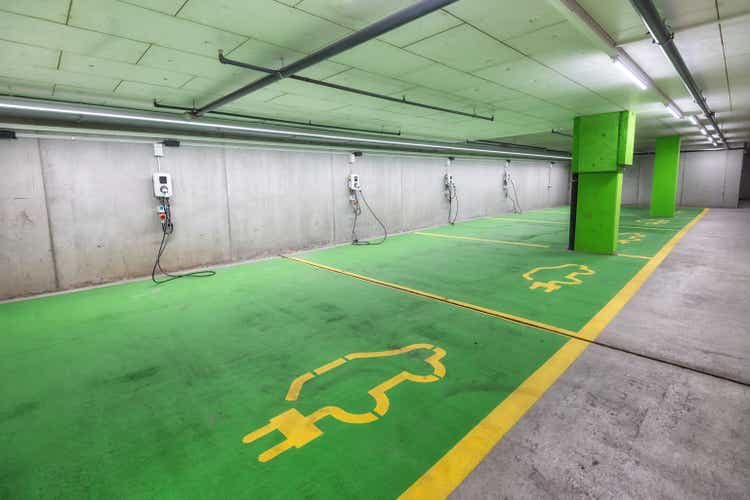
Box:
[453,208,750,499]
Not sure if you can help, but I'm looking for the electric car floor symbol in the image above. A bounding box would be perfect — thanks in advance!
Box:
[242,343,447,462]
[635,218,670,225]
[618,232,646,245]
[522,264,595,293]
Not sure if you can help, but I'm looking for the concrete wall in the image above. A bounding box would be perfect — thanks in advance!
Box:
[622,149,744,208]
[0,138,570,299]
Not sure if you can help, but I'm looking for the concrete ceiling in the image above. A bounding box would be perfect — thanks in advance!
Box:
[0,0,747,151]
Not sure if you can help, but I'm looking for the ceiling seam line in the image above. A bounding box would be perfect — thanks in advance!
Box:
[214,51,509,123]
[370,38,585,115]
[0,13,242,62]
[399,22,468,48]
[279,0,528,118]
[371,13,587,112]
[1,37,207,85]
[150,5,581,121]
[108,2,276,43]
[223,36,252,57]
[445,13,628,112]
[411,20,613,114]
[173,0,190,17]
[177,75,197,90]
[134,44,152,65]
[64,0,73,25]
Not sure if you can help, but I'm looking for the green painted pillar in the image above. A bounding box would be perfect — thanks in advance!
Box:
[650,135,681,217]
[571,111,636,254]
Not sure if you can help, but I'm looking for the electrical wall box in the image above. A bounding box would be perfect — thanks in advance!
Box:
[153,142,164,157]
[444,174,454,186]
[348,174,361,191]
[153,172,173,198]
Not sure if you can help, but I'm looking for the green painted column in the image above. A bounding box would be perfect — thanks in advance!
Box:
[571,111,636,254]
[650,135,681,217]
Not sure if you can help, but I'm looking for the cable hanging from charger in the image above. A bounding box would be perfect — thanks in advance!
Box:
[347,152,387,246]
[444,158,458,224]
[350,189,387,245]
[504,160,523,214]
[447,183,458,224]
[151,197,217,284]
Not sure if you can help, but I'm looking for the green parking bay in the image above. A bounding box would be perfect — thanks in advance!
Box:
[0,257,567,499]
[0,207,702,498]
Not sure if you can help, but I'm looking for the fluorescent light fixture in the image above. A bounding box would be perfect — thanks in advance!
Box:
[665,103,682,119]
[0,100,571,160]
[699,128,708,136]
[613,57,648,90]
[687,115,699,126]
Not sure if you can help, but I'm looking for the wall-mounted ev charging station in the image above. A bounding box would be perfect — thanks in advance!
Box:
[153,173,173,198]
[347,152,387,245]
[347,173,361,191]
[444,157,457,224]
[150,140,215,284]
[504,160,522,213]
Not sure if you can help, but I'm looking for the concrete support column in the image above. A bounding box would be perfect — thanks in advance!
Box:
[571,111,636,254]
[650,135,681,216]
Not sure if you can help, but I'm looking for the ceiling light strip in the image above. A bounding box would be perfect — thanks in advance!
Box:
[0,99,570,161]
[554,1,685,121]
[613,57,648,90]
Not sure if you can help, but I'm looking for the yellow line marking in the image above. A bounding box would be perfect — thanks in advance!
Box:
[286,209,707,495]
[490,216,679,232]
[414,232,653,259]
[314,358,346,375]
[575,208,708,341]
[285,372,314,401]
[414,231,550,248]
[399,339,588,499]
[523,264,595,293]
[285,256,577,338]
[399,208,709,498]
[619,224,677,232]
[491,216,567,225]
[244,344,447,462]
[345,343,433,360]
[617,253,651,260]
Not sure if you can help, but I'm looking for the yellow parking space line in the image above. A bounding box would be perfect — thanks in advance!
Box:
[414,231,550,249]
[616,253,651,260]
[491,217,567,225]
[490,216,680,233]
[288,209,709,499]
[400,208,709,498]
[400,338,588,499]
[284,256,577,339]
[576,208,708,341]
[619,224,678,232]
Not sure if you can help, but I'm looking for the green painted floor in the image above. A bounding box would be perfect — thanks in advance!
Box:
[0,205,701,499]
